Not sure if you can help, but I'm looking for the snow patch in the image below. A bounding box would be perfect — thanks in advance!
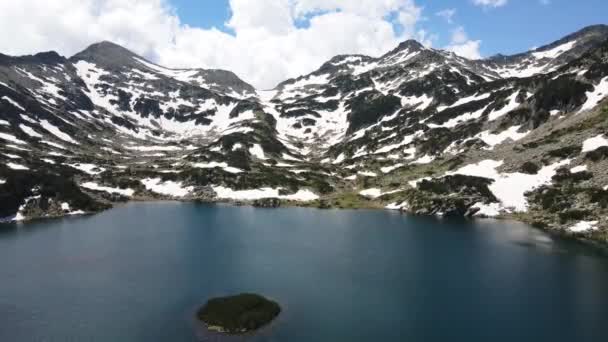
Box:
[373,131,422,154]
[430,105,489,128]
[282,153,302,162]
[488,92,520,121]
[19,124,43,138]
[411,155,435,165]
[1,96,25,111]
[125,145,182,152]
[582,134,608,152]
[579,77,608,112]
[248,144,267,160]
[359,188,403,199]
[569,221,598,233]
[477,126,529,148]
[570,165,588,173]
[0,132,27,145]
[40,120,79,145]
[42,141,66,150]
[532,40,577,59]
[448,159,571,212]
[332,153,346,164]
[359,188,383,199]
[358,171,377,177]
[212,186,319,202]
[471,202,502,217]
[282,74,330,92]
[381,163,405,174]
[6,162,29,170]
[386,201,409,210]
[437,92,491,112]
[141,178,193,198]
[66,163,106,175]
[81,182,135,197]
[192,162,243,174]
[3,153,21,159]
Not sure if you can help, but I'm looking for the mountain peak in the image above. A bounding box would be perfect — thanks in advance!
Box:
[569,24,608,39]
[529,24,608,56]
[394,39,425,52]
[483,24,608,69]
[69,41,141,69]
[397,39,425,50]
[76,41,136,56]
[380,39,426,60]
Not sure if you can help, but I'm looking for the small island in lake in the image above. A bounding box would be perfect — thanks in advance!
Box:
[197,293,281,334]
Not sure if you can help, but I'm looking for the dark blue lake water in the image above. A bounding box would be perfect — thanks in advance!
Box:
[1,202,607,341]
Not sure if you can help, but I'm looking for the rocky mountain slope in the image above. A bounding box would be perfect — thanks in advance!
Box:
[1,25,608,243]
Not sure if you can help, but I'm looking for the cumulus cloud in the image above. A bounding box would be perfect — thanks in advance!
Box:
[436,9,456,24]
[0,0,179,61]
[0,0,452,88]
[166,0,428,88]
[445,26,482,59]
[163,0,429,88]
[472,0,508,8]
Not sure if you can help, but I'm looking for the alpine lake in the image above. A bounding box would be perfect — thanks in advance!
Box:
[1,202,607,341]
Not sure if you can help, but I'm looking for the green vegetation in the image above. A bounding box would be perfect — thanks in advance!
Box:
[520,161,540,175]
[0,169,110,218]
[527,183,608,227]
[546,145,582,159]
[522,105,608,149]
[197,293,281,334]
[552,168,593,183]
[328,192,375,209]
[559,209,592,224]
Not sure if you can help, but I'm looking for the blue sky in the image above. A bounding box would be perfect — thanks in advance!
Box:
[171,0,608,57]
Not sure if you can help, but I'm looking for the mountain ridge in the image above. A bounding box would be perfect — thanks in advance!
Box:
[1,24,608,245]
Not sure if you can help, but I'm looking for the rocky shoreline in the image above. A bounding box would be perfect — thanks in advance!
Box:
[4,192,607,254]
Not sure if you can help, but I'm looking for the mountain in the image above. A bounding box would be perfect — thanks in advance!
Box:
[1,25,608,243]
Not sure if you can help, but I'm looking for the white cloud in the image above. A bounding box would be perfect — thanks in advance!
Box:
[445,26,482,59]
[472,0,508,8]
[436,9,456,24]
[0,0,428,89]
[227,0,293,35]
[0,0,179,61]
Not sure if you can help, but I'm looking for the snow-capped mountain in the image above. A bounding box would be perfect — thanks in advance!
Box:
[2,25,608,242]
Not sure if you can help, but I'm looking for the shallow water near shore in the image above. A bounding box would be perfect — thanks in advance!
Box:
[1,202,607,341]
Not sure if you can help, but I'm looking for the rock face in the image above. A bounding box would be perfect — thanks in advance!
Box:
[197,293,281,334]
[1,25,608,242]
